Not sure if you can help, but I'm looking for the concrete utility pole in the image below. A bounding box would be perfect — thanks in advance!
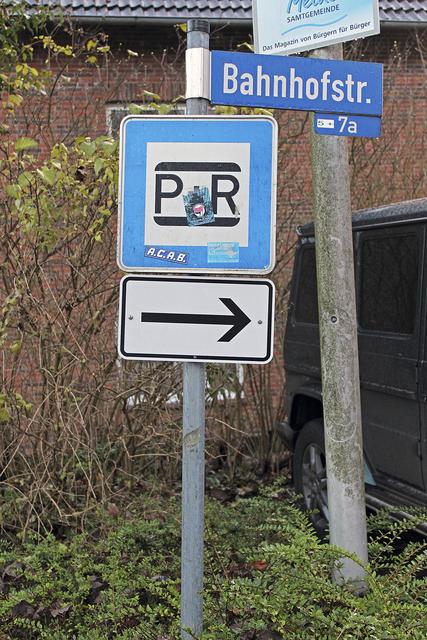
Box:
[310,43,369,585]
[181,19,210,639]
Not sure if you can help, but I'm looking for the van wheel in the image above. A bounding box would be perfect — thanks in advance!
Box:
[293,419,329,536]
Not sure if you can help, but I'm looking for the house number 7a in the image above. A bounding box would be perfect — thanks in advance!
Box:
[338,116,358,134]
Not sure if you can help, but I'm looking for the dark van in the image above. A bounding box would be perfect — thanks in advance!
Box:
[280,198,427,533]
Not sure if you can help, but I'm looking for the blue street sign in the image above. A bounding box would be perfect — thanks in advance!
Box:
[314,113,382,138]
[118,115,277,274]
[211,50,383,117]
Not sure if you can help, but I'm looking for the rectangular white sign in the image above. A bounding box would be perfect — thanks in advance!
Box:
[253,0,380,57]
[118,276,275,363]
[317,117,335,129]
[144,142,250,247]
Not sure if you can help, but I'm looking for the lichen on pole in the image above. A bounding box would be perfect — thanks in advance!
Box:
[310,43,369,588]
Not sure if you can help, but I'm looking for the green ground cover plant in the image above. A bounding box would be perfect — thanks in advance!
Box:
[0,480,425,640]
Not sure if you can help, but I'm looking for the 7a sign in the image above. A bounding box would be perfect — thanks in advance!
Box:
[314,113,381,138]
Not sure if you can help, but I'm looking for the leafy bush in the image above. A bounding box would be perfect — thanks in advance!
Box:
[0,3,287,535]
[0,3,189,535]
[0,481,425,639]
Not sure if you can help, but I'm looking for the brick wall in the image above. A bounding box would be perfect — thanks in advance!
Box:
[5,22,427,421]
[23,24,427,214]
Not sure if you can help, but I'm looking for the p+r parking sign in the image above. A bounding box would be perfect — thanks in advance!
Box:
[118,115,277,274]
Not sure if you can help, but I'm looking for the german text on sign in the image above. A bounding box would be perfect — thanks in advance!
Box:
[252,0,380,57]
[211,50,383,117]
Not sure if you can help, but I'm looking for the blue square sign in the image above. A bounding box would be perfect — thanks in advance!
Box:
[118,115,277,274]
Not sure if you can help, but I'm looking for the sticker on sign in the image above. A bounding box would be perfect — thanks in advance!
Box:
[316,118,335,130]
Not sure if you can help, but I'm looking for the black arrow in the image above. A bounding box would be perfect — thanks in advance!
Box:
[140,298,251,343]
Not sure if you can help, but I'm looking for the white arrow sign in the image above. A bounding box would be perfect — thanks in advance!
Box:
[118,276,275,363]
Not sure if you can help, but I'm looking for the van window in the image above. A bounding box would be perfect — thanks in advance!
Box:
[295,246,319,325]
[359,232,419,335]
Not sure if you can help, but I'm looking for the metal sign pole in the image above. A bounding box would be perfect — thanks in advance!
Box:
[310,44,369,586]
[181,19,210,639]
[181,361,206,638]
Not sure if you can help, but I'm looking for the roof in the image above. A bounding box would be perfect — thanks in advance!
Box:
[380,0,427,23]
[298,198,427,238]
[21,1,252,22]
[18,1,427,24]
